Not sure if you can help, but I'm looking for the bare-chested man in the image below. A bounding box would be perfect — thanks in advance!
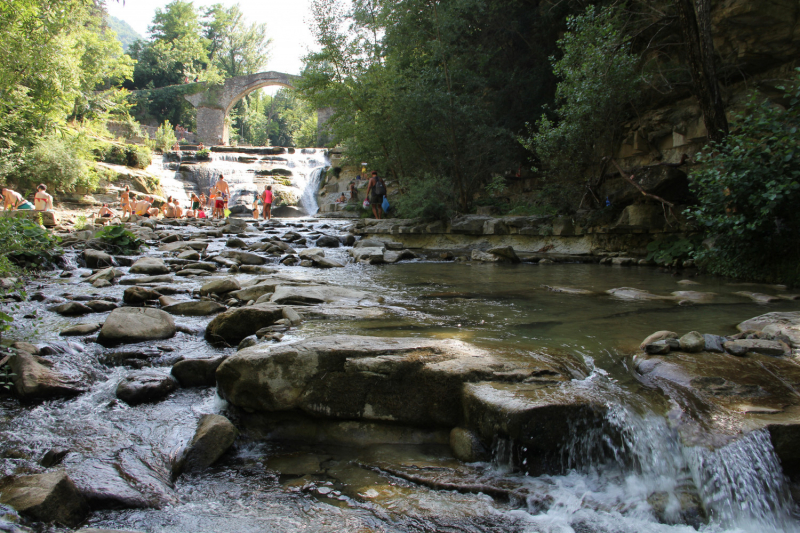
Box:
[211,175,230,219]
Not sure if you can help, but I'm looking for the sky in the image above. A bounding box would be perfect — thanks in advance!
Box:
[105,0,317,76]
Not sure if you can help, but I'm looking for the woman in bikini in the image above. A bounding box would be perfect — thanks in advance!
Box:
[120,186,132,218]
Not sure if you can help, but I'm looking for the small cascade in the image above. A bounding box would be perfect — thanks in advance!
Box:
[146,147,329,215]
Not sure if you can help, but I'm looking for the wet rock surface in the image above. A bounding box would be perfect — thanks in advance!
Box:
[173,414,238,475]
[0,471,88,526]
[115,370,179,405]
[98,308,176,345]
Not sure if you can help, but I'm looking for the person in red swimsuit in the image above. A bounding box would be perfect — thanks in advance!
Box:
[262,185,273,220]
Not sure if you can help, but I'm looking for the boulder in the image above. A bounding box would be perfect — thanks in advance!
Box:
[450,215,491,234]
[86,267,123,285]
[733,291,782,304]
[270,285,372,305]
[316,236,340,248]
[487,246,521,263]
[310,255,345,268]
[238,335,258,350]
[171,356,227,387]
[639,331,678,350]
[177,250,201,261]
[60,323,102,336]
[350,247,385,262]
[174,415,238,475]
[182,262,217,272]
[671,291,716,303]
[353,239,387,249]
[199,278,241,295]
[85,300,118,312]
[175,269,211,277]
[228,284,275,302]
[635,351,800,415]
[606,288,675,301]
[116,370,179,405]
[461,381,604,475]
[679,331,705,353]
[83,249,116,269]
[298,248,325,259]
[645,340,672,355]
[383,250,418,264]
[48,302,93,316]
[220,250,267,265]
[159,241,208,252]
[282,307,302,326]
[8,350,84,399]
[226,237,246,248]
[0,471,88,526]
[129,257,169,275]
[205,304,285,345]
[119,275,174,285]
[723,339,788,357]
[217,336,576,429]
[703,334,726,353]
[162,300,226,317]
[122,286,162,304]
[97,308,176,346]
[737,312,800,349]
[471,249,500,263]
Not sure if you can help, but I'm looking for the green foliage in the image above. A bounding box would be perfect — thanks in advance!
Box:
[93,224,143,253]
[392,176,453,221]
[10,134,89,193]
[0,361,16,392]
[300,0,569,210]
[0,216,62,269]
[690,71,800,284]
[75,215,87,231]
[484,175,507,196]
[0,0,134,184]
[196,148,211,160]
[645,235,700,266]
[155,121,178,152]
[522,6,640,206]
[203,4,271,78]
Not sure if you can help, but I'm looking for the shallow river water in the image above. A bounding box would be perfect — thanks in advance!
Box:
[1,218,799,533]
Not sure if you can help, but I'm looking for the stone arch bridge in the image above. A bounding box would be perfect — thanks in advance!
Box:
[184,71,332,146]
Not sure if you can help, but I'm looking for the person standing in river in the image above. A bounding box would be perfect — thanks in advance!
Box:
[366,171,386,219]
[211,175,230,219]
[262,185,273,221]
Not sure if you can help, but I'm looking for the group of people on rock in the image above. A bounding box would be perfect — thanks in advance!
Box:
[1,184,53,212]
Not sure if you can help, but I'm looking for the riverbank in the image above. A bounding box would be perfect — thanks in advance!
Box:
[0,215,799,532]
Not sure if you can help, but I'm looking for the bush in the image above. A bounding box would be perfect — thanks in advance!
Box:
[0,216,62,269]
[11,135,88,193]
[154,121,177,152]
[393,175,454,221]
[690,70,800,284]
[93,224,142,253]
[105,145,128,166]
[125,145,152,169]
[196,148,211,160]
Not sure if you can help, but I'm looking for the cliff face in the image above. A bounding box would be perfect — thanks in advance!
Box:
[603,0,799,202]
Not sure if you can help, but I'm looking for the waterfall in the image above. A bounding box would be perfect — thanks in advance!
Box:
[146,147,329,215]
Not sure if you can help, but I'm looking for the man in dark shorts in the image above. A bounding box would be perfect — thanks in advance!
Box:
[366,171,386,219]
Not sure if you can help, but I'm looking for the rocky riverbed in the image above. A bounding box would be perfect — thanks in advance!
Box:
[0,215,799,532]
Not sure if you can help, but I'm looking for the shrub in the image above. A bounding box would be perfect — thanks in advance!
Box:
[12,135,88,193]
[125,145,152,169]
[93,224,142,253]
[196,148,211,160]
[393,175,454,221]
[154,121,177,152]
[0,216,62,269]
[690,70,800,284]
[105,145,128,166]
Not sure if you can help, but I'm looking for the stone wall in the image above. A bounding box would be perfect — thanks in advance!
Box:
[350,206,685,256]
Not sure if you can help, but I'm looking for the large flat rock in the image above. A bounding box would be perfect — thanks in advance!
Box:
[205,304,285,345]
[270,284,373,305]
[217,336,578,428]
[738,312,800,349]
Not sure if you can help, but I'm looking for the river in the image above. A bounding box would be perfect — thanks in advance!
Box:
[1,214,799,533]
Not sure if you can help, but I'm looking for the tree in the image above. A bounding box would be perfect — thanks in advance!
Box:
[203,4,271,78]
[522,5,640,210]
[673,0,728,143]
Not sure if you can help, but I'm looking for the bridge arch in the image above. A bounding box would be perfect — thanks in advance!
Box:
[185,71,328,146]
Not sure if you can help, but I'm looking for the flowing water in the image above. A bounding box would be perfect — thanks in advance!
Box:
[2,173,800,531]
[146,148,329,214]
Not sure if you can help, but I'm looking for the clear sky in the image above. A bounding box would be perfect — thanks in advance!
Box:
[105,0,317,76]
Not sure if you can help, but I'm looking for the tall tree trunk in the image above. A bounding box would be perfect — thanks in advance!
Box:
[674,0,729,143]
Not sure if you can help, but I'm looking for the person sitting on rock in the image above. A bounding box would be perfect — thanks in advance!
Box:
[349,182,359,202]
[98,204,117,219]
[336,193,347,203]
[162,196,178,218]
[134,196,153,218]
[1,187,33,210]
[33,184,53,211]
[172,197,183,218]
